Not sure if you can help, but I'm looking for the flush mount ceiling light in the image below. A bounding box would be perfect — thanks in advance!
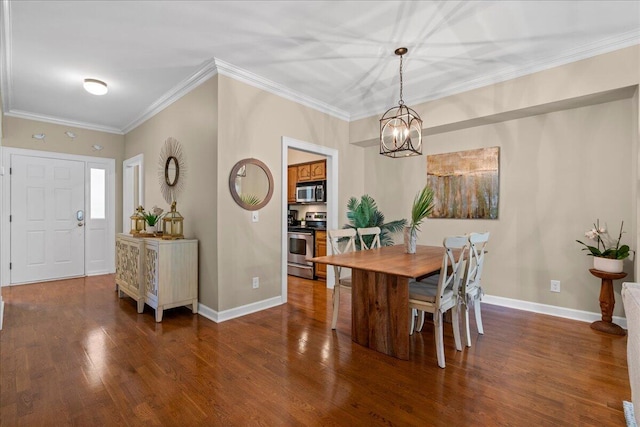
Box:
[380,47,423,158]
[83,78,108,96]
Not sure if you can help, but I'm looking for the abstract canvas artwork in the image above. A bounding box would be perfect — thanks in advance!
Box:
[427,147,499,219]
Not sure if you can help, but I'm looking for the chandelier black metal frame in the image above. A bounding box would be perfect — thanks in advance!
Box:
[379,47,423,158]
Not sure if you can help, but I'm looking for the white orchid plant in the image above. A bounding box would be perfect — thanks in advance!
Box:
[576,219,629,260]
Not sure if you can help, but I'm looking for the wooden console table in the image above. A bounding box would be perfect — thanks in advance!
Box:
[588,268,627,336]
[116,234,198,322]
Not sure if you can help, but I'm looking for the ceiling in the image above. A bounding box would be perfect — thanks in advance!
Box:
[1,1,639,135]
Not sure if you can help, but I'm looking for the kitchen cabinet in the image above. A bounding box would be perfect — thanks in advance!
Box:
[315,230,327,280]
[287,166,297,203]
[116,234,198,322]
[297,163,311,181]
[295,160,326,183]
[309,160,326,181]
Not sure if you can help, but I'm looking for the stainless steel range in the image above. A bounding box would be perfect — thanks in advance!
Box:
[287,212,326,279]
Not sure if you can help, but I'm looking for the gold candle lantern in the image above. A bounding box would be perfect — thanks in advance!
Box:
[162,201,184,240]
[130,206,146,235]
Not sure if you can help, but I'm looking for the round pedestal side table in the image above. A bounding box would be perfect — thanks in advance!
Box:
[588,268,627,336]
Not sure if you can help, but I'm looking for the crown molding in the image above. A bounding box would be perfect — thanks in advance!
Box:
[5,110,123,134]
[350,30,640,121]
[121,58,219,134]
[214,58,350,122]
[0,0,13,112]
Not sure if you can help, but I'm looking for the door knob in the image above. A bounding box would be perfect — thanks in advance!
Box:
[78,222,84,227]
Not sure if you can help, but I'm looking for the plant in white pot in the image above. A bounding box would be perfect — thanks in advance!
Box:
[576,219,630,273]
[143,205,164,235]
[405,185,435,254]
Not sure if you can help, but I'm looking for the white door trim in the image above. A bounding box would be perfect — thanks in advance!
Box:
[122,154,144,233]
[281,137,339,303]
[1,147,116,286]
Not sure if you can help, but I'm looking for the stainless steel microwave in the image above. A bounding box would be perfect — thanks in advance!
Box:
[296,181,325,203]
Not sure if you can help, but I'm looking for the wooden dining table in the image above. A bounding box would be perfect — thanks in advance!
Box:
[309,244,446,360]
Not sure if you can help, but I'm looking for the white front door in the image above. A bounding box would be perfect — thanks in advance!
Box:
[10,154,85,284]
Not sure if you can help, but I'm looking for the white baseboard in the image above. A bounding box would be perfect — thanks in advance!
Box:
[196,292,627,329]
[483,294,627,330]
[197,296,284,323]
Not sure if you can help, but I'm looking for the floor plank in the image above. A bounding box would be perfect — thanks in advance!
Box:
[0,274,630,426]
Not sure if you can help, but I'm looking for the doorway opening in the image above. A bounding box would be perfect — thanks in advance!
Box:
[123,154,144,233]
[281,137,338,304]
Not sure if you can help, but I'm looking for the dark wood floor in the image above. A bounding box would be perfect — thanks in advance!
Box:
[0,274,630,426]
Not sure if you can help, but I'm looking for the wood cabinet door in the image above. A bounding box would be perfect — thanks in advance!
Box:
[297,164,311,182]
[310,160,326,180]
[315,231,327,279]
[287,166,297,203]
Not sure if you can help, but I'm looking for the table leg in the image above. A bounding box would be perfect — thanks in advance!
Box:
[590,278,626,336]
[351,268,409,360]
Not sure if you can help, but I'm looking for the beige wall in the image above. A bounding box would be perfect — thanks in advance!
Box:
[2,116,125,232]
[216,74,361,311]
[354,44,639,317]
[351,45,640,145]
[364,98,635,316]
[125,77,219,308]
[288,148,326,165]
[122,74,362,313]
[4,44,634,321]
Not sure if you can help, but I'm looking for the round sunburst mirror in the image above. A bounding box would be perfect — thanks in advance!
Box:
[158,137,186,204]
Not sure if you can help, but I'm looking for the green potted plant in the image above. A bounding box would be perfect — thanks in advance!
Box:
[143,206,164,235]
[405,185,435,253]
[344,194,406,249]
[576,219,630,273]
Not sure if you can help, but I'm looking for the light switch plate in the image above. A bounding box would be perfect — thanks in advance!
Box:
[252,211,259,222]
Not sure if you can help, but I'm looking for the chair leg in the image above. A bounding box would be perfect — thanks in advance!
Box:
[451,306,462,352]
[434,311,445,368]
[474,296,484,335]
[409,308,415,335]
[463,303,472,348]
[331,285,340,330]
[416,310,425,332]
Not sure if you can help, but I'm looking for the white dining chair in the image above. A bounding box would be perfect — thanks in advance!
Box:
[408,235,468,368]
[461,231,490,347]
[327,228,357,330]
[356,226,381,250]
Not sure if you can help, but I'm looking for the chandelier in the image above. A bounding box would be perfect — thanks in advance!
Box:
[380,47,423,158]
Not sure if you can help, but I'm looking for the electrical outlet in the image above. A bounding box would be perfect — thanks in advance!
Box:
[252,277,259,289]
[550,280,561,293]
[252,211,259,222]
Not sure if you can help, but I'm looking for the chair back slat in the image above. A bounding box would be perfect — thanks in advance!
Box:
[437,235,469,306]
[464,232,490,293]
[328,229,357,281]
[328,229,357,255]
[357,227,381,250]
